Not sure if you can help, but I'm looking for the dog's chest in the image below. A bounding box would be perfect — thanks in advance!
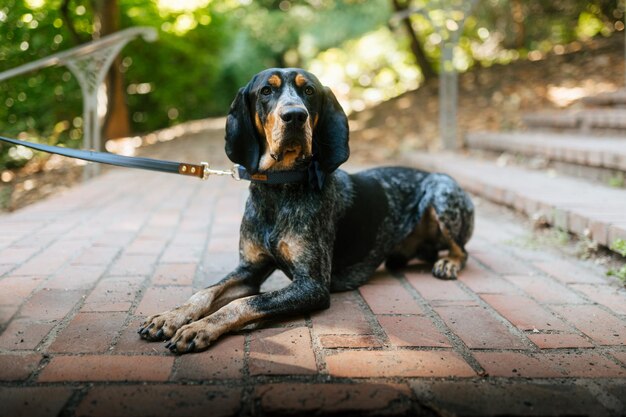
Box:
[242,198,317,262]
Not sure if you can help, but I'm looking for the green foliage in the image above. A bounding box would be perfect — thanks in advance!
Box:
[611,238,626,257]
[607,238,626,285]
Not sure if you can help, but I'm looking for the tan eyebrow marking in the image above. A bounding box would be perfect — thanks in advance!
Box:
[268,74,282,87]
[295,74,308,87]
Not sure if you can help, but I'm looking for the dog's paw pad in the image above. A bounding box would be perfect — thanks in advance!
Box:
[138,310,189,342]
[166,320,216,354]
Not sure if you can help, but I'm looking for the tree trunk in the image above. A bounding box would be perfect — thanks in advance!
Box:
[94,0,131,139]
[391,0,437,82]
[511,0,526,49]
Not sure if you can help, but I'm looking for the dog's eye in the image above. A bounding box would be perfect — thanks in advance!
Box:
[260,86,272,96]
[304,86,315,96]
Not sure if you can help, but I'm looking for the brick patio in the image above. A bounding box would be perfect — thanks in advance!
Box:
[0,132,625,416]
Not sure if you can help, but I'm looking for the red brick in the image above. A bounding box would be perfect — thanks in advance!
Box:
[71,246,120,266]
[256,383,412,415]
[413,380,607,417]
[160,244,203,264]
[108,254,158,276]
[0,305,18,325]
[611,351,626,365]
[169,232,207,247]
[0,353,42,381]
[172,335,244,379]
[434,304,528,349]
[82,276,144,312]
[44,264,106,291]
[480,294,570,331]
[406,271,474,301]
[534,260,606,284]
[528,333,594,349]
[135,286,193,317]
[569,284,626,315]
[319,334,382,348]
[48,312,127,353]
[458,260,518,294]
[125,237,168,255]
[0,319,55,350]
[377,315,451,347]
[550,305,626,345]
[0,387,73,417]
[0,263,14,276]
[75,385,241,417]
[249,327,317,376]
[310,291,373,335]
[0,275,45,304]
[326,350,475,378]
[474,351,565,378]
[359,280,422,315]
[0,246,38,263]
[472,251,535,275]
[112,317,169,354]
[11,241,87,276]
[546,351,626,377]
[152,263,196,286]
[38,355,174,382]
[503,274,585,304]
[475,350,626,378]
[19,289,84,320]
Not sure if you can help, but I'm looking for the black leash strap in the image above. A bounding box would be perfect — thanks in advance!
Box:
[0,135,308,184]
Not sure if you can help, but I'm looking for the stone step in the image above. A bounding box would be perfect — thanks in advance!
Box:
[466,131,626,174]
[404,151,626,248]
[581,89,626,107]
[523,108,626,133]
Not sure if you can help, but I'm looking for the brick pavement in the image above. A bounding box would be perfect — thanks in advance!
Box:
[0,135,625,416]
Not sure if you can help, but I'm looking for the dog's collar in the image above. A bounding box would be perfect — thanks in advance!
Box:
[238,161,326,189]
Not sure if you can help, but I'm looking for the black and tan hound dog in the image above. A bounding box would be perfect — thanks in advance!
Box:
[139,68,474,353]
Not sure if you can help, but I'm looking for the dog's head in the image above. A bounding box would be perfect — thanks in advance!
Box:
[225,68,349,177]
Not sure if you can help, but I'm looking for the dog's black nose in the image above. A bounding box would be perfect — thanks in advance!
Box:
[280,107,308,126]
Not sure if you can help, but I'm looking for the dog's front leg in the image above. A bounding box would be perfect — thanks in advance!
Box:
[165,276,329,354]
[139,262,273,341]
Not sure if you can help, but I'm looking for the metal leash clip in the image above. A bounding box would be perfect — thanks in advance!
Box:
[201,162,241,181]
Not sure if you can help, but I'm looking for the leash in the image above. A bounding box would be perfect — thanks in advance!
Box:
[0,135,309,185]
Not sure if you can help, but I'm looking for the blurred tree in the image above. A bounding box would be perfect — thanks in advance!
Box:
[390,0,436,81]
[93,0,131,140]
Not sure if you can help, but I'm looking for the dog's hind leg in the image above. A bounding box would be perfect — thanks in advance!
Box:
[385,206,440,271]
[431,222,468,280]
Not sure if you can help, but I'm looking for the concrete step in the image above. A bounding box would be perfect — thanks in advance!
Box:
[523,108,626,133]
[404,151,626,249]
[581,88,626,107]
[466,131,626,178]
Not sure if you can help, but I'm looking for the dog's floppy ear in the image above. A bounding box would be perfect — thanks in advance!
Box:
[225,82,260,173]
[313,86,350,174]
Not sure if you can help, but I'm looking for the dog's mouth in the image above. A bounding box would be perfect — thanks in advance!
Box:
[261,142,312,171]
[271,146,302,162]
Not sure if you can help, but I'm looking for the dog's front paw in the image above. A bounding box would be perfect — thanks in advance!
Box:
[432,258,459,280]
[165,318,222,354]
[138,307,193,341]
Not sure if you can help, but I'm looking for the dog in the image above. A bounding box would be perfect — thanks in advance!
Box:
[138,68,474,353]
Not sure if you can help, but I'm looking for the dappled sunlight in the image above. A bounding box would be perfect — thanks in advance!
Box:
[310,28,421,113]
[156,0,212,13]
[547,81,620,108]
